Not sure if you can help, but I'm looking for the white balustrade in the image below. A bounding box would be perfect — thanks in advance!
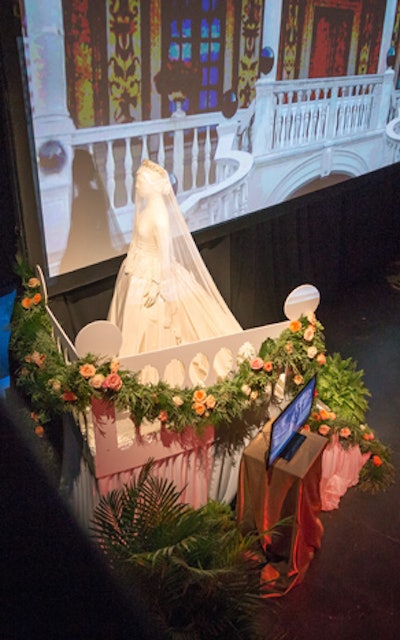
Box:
[252,70,395,156]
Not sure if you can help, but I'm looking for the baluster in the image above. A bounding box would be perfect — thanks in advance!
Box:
[305,89,313,142]
[106,140,116,208]
[124,137,133,206]
[191,127,199,189]
[204,126,211,186]
[173,128,185,192]
[157,132,165,168]
[275,92,284,148]
[141,134,149,162]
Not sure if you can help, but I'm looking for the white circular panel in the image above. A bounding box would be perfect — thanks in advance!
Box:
[284,284,320,321]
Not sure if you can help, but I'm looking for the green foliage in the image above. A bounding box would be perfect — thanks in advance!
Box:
[317,353,370,423]
[91,462,276,639]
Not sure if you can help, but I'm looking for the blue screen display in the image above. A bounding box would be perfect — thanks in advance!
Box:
[267,376,316,468]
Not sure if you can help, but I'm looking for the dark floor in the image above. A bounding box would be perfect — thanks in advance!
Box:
[266,272,400,640]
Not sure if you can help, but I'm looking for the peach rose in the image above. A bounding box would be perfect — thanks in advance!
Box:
[303,325,315,342]
[102,373,123,392]
[293,374,304,386]
[158,410,168,423]
[250,390,259,400]
[79,363,97,378]
[318,424,331,436]
[110,358,120,373]
[28,277,40,288]
[307,346,317,359]
[31,351,46,368]
[289,320,301,333]
[302,424,311,432]
[329,412,336,421]
[285,341,293,354]
[193,389,207,403]
[32,293,42,305]
[192,402,206,416]
[21,297,32,310]
[172,395,184,407]
[241,384,251,396]
[263,361,273,372]
[372,455,383,467]
[307,311,316,325]
[205,394,216,409]
[89,374,105,389]
[339,427,351,438]
[317,353,326,365]
[250,357,264,371]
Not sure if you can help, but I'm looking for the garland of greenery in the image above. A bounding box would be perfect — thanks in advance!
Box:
[9,266,394,493]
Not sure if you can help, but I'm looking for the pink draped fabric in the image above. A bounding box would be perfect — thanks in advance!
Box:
[320,435,370,510]
[97,444,214,508]
[91,398,214,509]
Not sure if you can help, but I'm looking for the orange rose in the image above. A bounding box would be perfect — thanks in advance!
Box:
[62,391,78,402]
[372,455,383,467]
[289,320,301,333]
[192,402,206,416]
[158,410,168,423]
[193,389,207,403]
[21,297,32,309]
[263,361,273,372]
[32,293,42,305]
[302,424,311,432]
[35,425,45,438]
[318,424,331,436]
[319,408,329,421]
[293,374,304,386]
[79,363,97,378]
[364,432,375,441]
[317,353,326,366]
[339,427,351,438]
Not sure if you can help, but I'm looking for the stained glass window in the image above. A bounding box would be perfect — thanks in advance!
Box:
[162,0,225,115]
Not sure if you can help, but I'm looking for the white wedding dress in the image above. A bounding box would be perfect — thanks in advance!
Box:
[108,160,241,356]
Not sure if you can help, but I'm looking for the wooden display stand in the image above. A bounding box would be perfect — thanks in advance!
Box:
[236,420,327,597]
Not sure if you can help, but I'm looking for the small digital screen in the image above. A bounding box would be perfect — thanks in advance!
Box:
[266,376,316,468]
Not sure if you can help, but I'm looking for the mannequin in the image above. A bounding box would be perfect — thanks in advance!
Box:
[108,159,241,355]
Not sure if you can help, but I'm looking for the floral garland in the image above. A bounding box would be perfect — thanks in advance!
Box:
[10,270,395,492]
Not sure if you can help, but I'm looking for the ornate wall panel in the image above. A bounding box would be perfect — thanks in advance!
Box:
[237,0,264,107]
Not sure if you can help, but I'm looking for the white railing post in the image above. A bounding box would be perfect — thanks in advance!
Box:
[171,106,186,192]
[252,78,275,156]
[326,85,339,139]
[376,68,395,128]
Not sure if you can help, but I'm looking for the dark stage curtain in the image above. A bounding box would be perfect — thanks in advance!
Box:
[230,164,400,328]
[49,163,400,340]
